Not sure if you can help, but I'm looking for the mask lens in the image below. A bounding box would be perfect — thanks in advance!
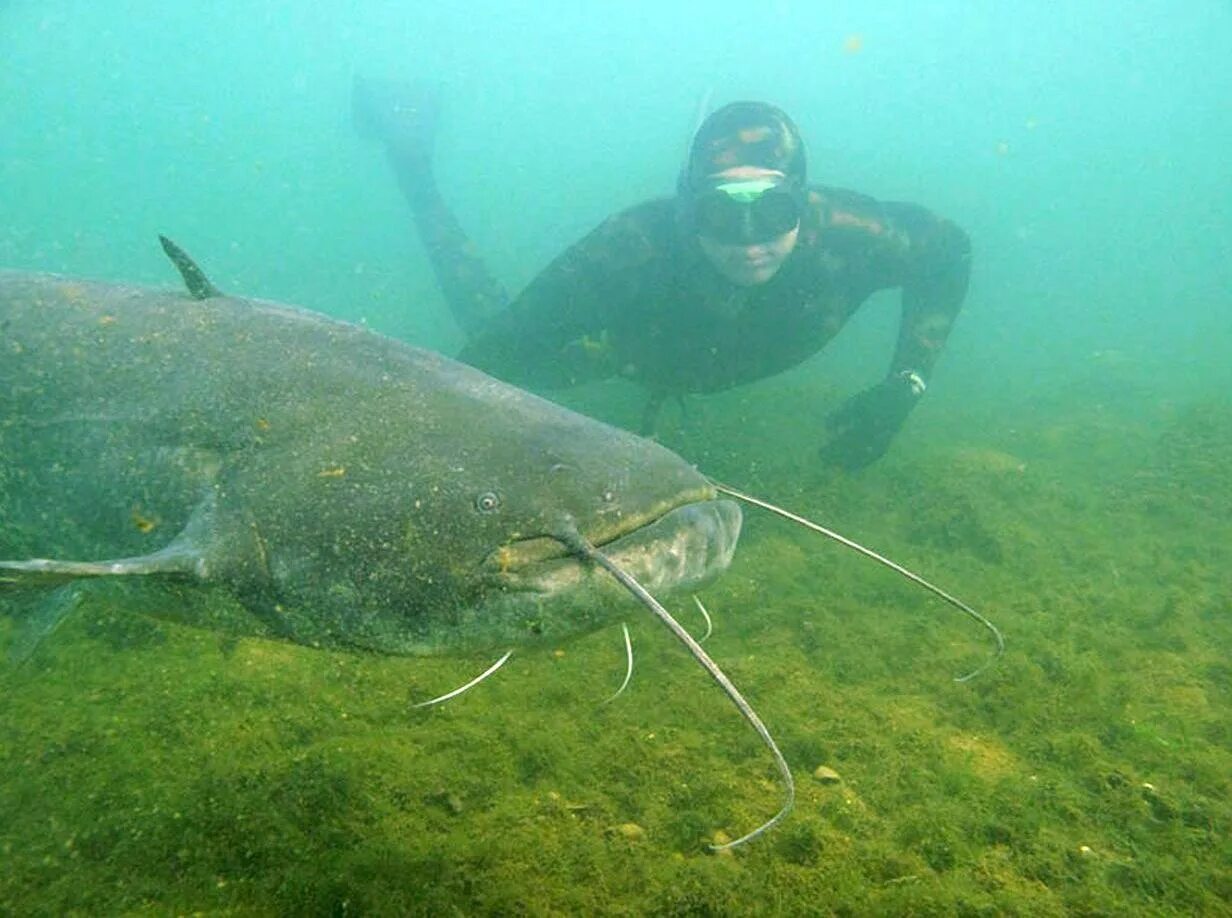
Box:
[694,184,801,244]
[752,192,801,237]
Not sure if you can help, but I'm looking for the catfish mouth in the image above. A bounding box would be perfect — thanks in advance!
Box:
[482,492,742,596]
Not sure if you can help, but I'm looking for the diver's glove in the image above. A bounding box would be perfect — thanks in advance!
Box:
[819,370,926,471]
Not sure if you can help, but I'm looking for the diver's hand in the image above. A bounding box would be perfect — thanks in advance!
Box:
[819,372,924,471]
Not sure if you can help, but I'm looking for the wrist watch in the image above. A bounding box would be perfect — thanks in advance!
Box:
[897,369,927,397]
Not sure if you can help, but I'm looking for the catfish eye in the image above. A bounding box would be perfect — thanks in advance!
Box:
[475,491,501,513]
[601,489,615,503]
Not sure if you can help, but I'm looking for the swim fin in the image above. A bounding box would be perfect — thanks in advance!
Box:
[352,75,441,159]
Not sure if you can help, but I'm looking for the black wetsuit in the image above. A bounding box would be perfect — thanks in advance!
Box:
[397,157,970,452]
[406,164,967,383]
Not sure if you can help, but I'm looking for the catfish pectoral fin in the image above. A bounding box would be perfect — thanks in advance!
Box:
[0,544,204,591]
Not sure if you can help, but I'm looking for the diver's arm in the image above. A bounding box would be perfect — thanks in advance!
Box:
[887,204,972,387]
[819,200,971,470]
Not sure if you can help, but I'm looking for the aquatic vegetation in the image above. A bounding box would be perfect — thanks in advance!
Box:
[2,384,1229,914]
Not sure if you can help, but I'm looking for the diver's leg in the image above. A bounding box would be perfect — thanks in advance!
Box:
[354,77,508,338]
[391,156,510,337]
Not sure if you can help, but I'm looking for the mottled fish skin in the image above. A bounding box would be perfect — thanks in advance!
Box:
[0,271,740,655]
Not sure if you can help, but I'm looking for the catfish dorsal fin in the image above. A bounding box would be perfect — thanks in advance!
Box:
[158,234,223,300]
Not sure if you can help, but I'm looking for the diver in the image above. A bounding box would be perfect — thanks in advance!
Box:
[353,80,971,470]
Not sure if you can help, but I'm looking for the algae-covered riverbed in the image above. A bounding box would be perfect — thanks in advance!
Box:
[3,375,1228,916]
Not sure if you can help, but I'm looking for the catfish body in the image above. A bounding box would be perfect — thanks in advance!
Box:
[0,272,739,654]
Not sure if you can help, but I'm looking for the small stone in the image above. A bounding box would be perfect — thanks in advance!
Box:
[426,789,464,815]
[813,765,842,784]
[610,822,645,841]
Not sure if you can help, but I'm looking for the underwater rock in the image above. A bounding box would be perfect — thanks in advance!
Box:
[812,765,842,784]
[951,446,1028,475]
[608,822,645,841]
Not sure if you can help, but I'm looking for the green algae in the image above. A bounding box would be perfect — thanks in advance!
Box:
[2,382,1230,915]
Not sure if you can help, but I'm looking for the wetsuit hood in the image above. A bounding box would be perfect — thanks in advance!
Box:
[678,101,807,195]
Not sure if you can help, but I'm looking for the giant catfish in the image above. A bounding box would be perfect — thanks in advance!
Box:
[0,242,1002,849]
[0,252,740,655]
